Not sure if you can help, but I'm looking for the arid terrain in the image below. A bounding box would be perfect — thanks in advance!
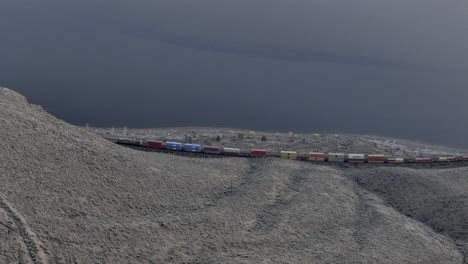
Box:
[93,126,468,158]
[1,87,468,263]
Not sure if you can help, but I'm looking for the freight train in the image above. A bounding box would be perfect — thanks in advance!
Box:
[116,138,468,164]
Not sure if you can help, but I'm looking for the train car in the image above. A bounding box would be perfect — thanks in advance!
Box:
[463,156,468,161]
[447,156,457,162]
[328,153,345,162]
[251,149,268,157]
[203,146,222,155]
[308,152,326,161]
[117,138,143,146]
[387,157,404,164]
[164,141,183,151]
[415,157,433,163]
[347,154,366,163]
[368,154,386,163]
[184,143,202,152]
[280,151,297,160]
[437,157,449,162]
[145,140,164,149]
[222,147,241,156]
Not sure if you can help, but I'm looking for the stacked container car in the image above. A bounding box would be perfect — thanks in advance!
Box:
[184,143,202,152]
[347,154,366,163]
[437,157,449,162]
[145,140,165,149]
[280,151,298,160]
[165,141,183,151]
[414,157,433,163]
[368,154,386,163]
[328,153,346,162]
[308,152,326,161]
[387,157,405,164]
[223,147,241,156]
[251,149,268,157]
[203,146,222,155]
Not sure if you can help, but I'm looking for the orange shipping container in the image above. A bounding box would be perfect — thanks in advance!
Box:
[368,154,385,163]
[308,152,326,161]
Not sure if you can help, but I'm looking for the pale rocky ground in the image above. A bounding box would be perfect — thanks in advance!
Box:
[1,87,468,263]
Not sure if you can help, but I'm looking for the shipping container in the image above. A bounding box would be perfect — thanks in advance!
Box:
[464,156,468,161]
[438,157,448,162]
[368,154,385,163]
[280,151,297,160]
[165,141,183,151]
[222,147,241,156]
[308,152,326,161]
[145,140,164,149]
[184,144,202,152]
[415,158,432,163]
[251,149,268,157]
[328,153,345,162]
[347,154,366,163]
[203,146,221,155]
[387,157,404,163]
[447,157,457,162]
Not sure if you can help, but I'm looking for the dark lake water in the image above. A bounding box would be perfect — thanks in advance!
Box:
[1,0,468,147]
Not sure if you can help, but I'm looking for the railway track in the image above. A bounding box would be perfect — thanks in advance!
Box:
[109,139,468,168]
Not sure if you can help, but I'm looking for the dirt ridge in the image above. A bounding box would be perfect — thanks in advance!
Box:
[0,194,48,263]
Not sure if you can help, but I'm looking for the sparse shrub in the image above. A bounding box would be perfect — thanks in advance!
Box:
[238,133,245,140]
[248,131,256,137]
[312,133,320,138]
[274,133,281,140]
[261,135,267,142]
[186,135,193,143]
[215,135,221,142]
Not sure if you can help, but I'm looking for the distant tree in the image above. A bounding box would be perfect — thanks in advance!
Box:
[123,126,128,135]
[248,131,257,137]
[261,135,267,142]
[86,123,89,131]
[312,133,320,138]
[215,135,221,142]
[110,127,115,135]
[274,133,281,140]
[238,133,245,141]
[187,135,193,143]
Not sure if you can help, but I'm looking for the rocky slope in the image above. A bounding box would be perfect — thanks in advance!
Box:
[1,87,467,263]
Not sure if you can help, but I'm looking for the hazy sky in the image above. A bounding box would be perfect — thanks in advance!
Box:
[1,0,467,147]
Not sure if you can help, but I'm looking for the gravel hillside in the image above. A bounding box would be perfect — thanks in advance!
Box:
[0,87,467,263]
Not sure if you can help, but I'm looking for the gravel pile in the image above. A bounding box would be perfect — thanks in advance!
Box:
[1,87,467,263]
